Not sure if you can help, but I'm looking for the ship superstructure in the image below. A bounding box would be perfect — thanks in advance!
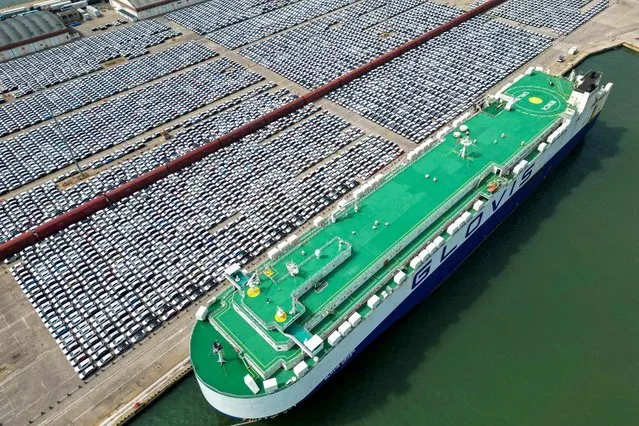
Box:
[190,69,611,419]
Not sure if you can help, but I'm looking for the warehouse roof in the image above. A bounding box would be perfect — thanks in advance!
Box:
[0,10,67,49]
[114,0,173,11]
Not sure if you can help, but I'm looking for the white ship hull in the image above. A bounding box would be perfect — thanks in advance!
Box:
[195,80,611,420]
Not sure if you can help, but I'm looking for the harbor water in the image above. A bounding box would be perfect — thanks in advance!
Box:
[131,47,639,426]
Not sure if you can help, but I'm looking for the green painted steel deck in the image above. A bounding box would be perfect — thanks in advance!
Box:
[191,71,574,397]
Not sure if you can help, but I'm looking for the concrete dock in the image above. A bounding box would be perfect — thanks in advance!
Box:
[0,0,638,424]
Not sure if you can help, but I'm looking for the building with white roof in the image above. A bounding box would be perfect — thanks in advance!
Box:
[110,0,207,21]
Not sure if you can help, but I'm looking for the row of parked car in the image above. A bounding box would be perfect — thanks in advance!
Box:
[166,0,301,35]
[206,0,357,49]
[90,19,129,32]
[0,41,216,137]
[329,16,552,142]
[0,57,263,195]
[476,0,609,35]
[0,20,180,97]
[241,0,461,89]
[0,82,280,245]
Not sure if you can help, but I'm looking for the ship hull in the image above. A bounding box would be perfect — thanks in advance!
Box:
[195,110,603,419]
[326,112,601,376]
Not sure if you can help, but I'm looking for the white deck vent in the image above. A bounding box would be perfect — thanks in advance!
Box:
[394,271,406,285]
[244,374,260,394]
[513,160,529,175]
[418,249,430,261]
[537,142,548,153]
[328,330,342,347]
[472,200,484,211]
[304,335,324,354]
[313,216,325,228]
[338,321,352,336]
[195,306,208,321]
[293,360,309,378]
[367,294,381,310]
[505,100,514,111]
[286,234,298,246]
[267,248,279,260]
[277,241,289,252]
[447,222,460,236]
[409,256,422,270]
[348,312,361,327]
[434,236,445,248]
[263,377,278,394]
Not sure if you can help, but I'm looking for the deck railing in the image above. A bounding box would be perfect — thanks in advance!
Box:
[303,163,494,330]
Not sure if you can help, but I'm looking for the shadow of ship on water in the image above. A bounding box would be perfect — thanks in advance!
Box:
[260,118,624,426]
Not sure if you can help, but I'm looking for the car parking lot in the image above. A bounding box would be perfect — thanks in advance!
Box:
[9,88,402,379]
[241,0,462,89]
[0,0,553,383]
[0,82,279,243]
[205,0,358,49]
[0,41,216,137]
[474,0,609,35]
[0,20,181,97]
[0,57,263,195]
[328,16,552,141]
[166,0,314,35]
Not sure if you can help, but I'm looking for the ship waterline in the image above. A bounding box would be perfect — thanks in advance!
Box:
[190,68,611,419]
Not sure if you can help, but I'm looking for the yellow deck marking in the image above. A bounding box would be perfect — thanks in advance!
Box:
[529,96,543,104]
[247,287,261,297]
[274,311,287,323]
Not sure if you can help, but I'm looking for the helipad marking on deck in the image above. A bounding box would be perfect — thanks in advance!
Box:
[507,85,566,117]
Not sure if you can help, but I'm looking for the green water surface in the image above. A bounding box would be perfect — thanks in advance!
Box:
[131,48,639,426]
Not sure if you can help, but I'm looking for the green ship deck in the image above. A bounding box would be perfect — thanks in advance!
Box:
[191,71,575,397]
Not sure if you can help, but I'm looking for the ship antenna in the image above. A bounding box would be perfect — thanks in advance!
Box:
[458,136,475,159]
[211,340,226,366]
[247,272,259,288]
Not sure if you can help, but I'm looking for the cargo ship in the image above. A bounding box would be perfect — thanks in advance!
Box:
[189,68,611,419]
